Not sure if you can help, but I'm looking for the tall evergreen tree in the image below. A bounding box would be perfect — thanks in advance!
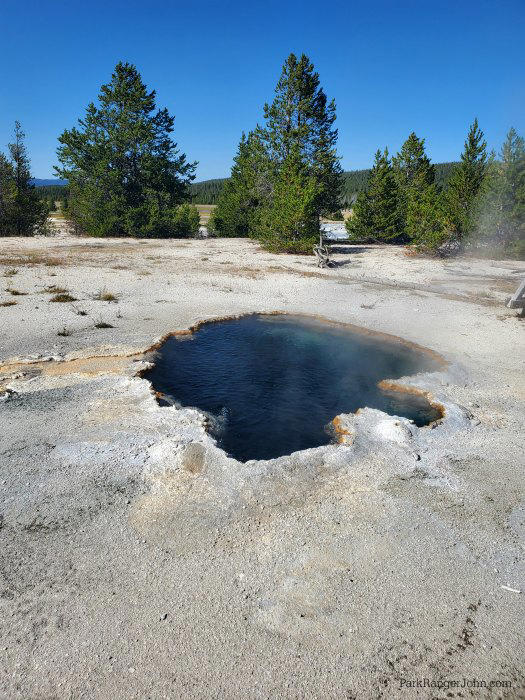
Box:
[445,118,487,238]
[209,129,273,237]
[0,122,48,236]
[346,148,400,242]
[56,62,196,237]
[212,54,341,252]
[263,53,342,218]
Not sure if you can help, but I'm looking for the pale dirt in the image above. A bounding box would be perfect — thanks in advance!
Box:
[0,235,524,699]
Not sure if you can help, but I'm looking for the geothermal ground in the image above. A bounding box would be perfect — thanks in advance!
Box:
[0,236,524,699]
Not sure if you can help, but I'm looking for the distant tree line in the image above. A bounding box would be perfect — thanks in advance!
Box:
[0,122,49,236]
[189,162,458,207]
[189,178,226,205]
[347,123,525,257]
[35,184,69,212]
[33,161,460,213]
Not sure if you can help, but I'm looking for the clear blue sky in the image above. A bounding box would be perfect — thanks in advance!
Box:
[1,0,524,180]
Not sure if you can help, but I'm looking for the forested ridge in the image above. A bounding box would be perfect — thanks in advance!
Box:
[187,163,458,206]
[35,163,459,208]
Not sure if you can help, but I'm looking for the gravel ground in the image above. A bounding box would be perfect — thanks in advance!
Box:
[0,236,524,699]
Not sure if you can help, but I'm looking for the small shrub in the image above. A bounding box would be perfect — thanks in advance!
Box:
[57,326,72,336]
[169,203,201,238]
[94,321,114,329]
[50,293,77,303]
[505,239,525,260]
[0,300,17,307]
[6,289,27,296]
[4,268,18,277]
[71,306,88,316]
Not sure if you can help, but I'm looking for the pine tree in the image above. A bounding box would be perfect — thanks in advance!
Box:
[210,129,273,237]
[260,146,319,253]
[263,53,342,219]
[406,184,447,251]
[210,54,342,251]
[345,189,374,241]
[445,118,487,238]
[0,154,16,233]
[502,127,525,242]
[346,148,400,242]
[393,132,435,238]
[0,122,48,236]
[56,62,196,237]
[474,155,507,247]
[475,128,525,256]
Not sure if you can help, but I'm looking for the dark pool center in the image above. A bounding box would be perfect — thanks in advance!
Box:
[144,314,442,462]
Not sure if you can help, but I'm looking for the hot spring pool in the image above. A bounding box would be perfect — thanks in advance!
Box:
[144,314,442,461]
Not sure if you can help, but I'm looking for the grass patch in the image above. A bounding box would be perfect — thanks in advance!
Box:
[50,293,77,303]
[44,285,68,294]
[0,254,67,268]
[0,300,17,307]
[6,289,27,296]
[94,321,115,329]
[92,288,119,302]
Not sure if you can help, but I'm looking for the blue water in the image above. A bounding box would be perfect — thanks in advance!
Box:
[144,314,441,462]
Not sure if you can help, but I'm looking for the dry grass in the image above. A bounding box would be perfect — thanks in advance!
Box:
[0,301,17,307]
[0,253,67,268]
[94,321,115,329]
[50,293,77,303]
[5,289,27,296]
[92,289,119,302]
[43,285,69,294]
[57,326,72,336]
[4,268,18,277]
[195,204,216,224]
